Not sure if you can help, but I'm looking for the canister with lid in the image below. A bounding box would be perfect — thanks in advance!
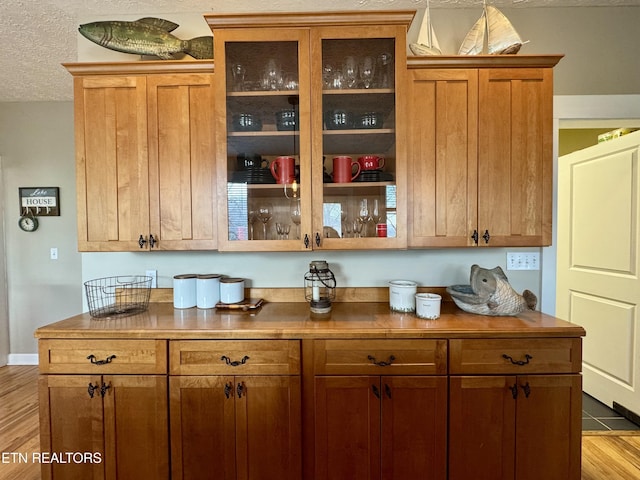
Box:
[197,274,222,309]
[173,274,197,309]
[219,277,245,304]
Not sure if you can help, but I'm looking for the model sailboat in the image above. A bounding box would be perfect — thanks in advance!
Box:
[410,0,442,56]
[458,1,527,55]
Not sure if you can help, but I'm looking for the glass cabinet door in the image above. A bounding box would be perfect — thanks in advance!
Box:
[310,26,407,249]
[215,29,312,250]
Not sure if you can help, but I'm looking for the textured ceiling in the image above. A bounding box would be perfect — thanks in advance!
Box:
[1,0,639,103]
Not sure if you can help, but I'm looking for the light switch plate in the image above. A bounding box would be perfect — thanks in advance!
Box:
[506,252,540,270]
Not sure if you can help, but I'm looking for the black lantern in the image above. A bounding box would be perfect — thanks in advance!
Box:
[304,260,337,314]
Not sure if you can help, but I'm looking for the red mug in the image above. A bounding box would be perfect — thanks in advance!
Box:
[332,156,361,183]
[270,156,296,184]
[358,155,385,171]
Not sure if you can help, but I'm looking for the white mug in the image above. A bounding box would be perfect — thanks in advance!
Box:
[415,293,442,319]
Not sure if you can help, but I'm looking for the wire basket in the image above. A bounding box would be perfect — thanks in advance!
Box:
[84,276,152,318]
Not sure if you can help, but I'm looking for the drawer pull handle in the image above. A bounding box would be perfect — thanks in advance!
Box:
[368,355,395,367]
[224,382,233,399]
[502,354,532,366]
[88,382,98,398]
[220,355,250,367]
[521,382,531,398]
[87,354,117,366]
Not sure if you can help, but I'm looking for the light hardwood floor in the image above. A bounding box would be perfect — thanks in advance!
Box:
[1,365,639,479]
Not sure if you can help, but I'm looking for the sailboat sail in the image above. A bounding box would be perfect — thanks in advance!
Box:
[410,1,442,56]
[458,2,526,55]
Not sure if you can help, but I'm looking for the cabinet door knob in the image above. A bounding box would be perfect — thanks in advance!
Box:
[315,232,321,247]
[371,384,381,399]
[471,230,479,244]
[138,235,147,248]
[149,234,157,248]
[304,234,310,249]
[482,229,491,244]
[384,383,392,399]
[224,382,233,399]
[520,382,531,398]
[510,384,518,399]
[88,382,98,399]
[237,382,245,398]
[100,383,111,398]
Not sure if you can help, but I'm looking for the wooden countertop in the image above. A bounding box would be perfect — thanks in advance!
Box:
[34,301,585,340]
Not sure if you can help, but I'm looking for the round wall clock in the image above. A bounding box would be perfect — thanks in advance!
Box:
[18,215,39,232]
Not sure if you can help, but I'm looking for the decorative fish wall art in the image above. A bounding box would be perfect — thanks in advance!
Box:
[78,17,213,60]
[447,264,537,316]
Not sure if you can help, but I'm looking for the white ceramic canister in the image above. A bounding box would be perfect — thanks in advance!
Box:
[388,280,418,312]
[173,274,197,309]
[197,274,222,309]
[219,277,245,304]
[415,293,442,319]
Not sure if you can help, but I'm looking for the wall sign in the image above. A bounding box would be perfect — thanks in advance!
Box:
[19,187,60,216]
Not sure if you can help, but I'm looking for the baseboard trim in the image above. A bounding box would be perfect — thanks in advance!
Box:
[7,353,38,365]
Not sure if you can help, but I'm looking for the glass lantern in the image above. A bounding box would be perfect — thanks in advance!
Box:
[304,260,337,314]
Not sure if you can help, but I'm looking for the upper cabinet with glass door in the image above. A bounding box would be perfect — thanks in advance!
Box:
[206,12,413,251]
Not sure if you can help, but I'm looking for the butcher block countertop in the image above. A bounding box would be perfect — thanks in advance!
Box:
[34,296,586,340]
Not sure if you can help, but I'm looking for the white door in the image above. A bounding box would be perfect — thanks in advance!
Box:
[557,130,640,414]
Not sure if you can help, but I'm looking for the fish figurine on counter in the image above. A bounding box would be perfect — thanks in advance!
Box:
[447,264,537,316]
[79,18,213,60]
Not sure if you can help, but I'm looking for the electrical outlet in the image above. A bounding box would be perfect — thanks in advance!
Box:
[506,252,540,271]
[50,247,58,260]
[145,269,157,288]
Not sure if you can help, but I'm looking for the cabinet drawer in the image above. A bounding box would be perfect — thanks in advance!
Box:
[39,339,167,374]
[170,340,300,375]
[313,339,447,375]
[449,338,582,374]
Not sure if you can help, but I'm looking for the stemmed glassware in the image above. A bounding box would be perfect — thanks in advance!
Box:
[343,56,358,89]
[371,199,381,225]
[359,56,375,89]
[257,203,273,239]
[290,199,302,239]
[358,199,371,237]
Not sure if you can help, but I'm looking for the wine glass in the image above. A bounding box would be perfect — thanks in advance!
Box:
[343,56,358,89]
[371,199,381,225]
[353,219,364,238]
[257,203,273,239]
[231,63,246,91]
[248,209,257,240]
[358,199,371,236]
[359,56,375,89]
[290,199,302,239]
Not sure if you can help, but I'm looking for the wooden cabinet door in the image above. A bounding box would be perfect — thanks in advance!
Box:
[477,67,553,246]
[314,376,381,480]
[74,75,150,251]
[407,68,478,247]
[101,375,169,479]
[147,74,217,250]
[514,375,582,480]
[449,376,516,480]
[381,376,447,480]
[235,376,302,480]
[38,375,105,480]
[169,376,236,480]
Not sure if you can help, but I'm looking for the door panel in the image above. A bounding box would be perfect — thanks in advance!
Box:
[235,375,301,480]
[381,376,447,480]
[557,131,640,414]
[102,375,169,479]
[39,375,105,480]
[169,376,236,480]
[449,375,516,480]
[314,376,380,480]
